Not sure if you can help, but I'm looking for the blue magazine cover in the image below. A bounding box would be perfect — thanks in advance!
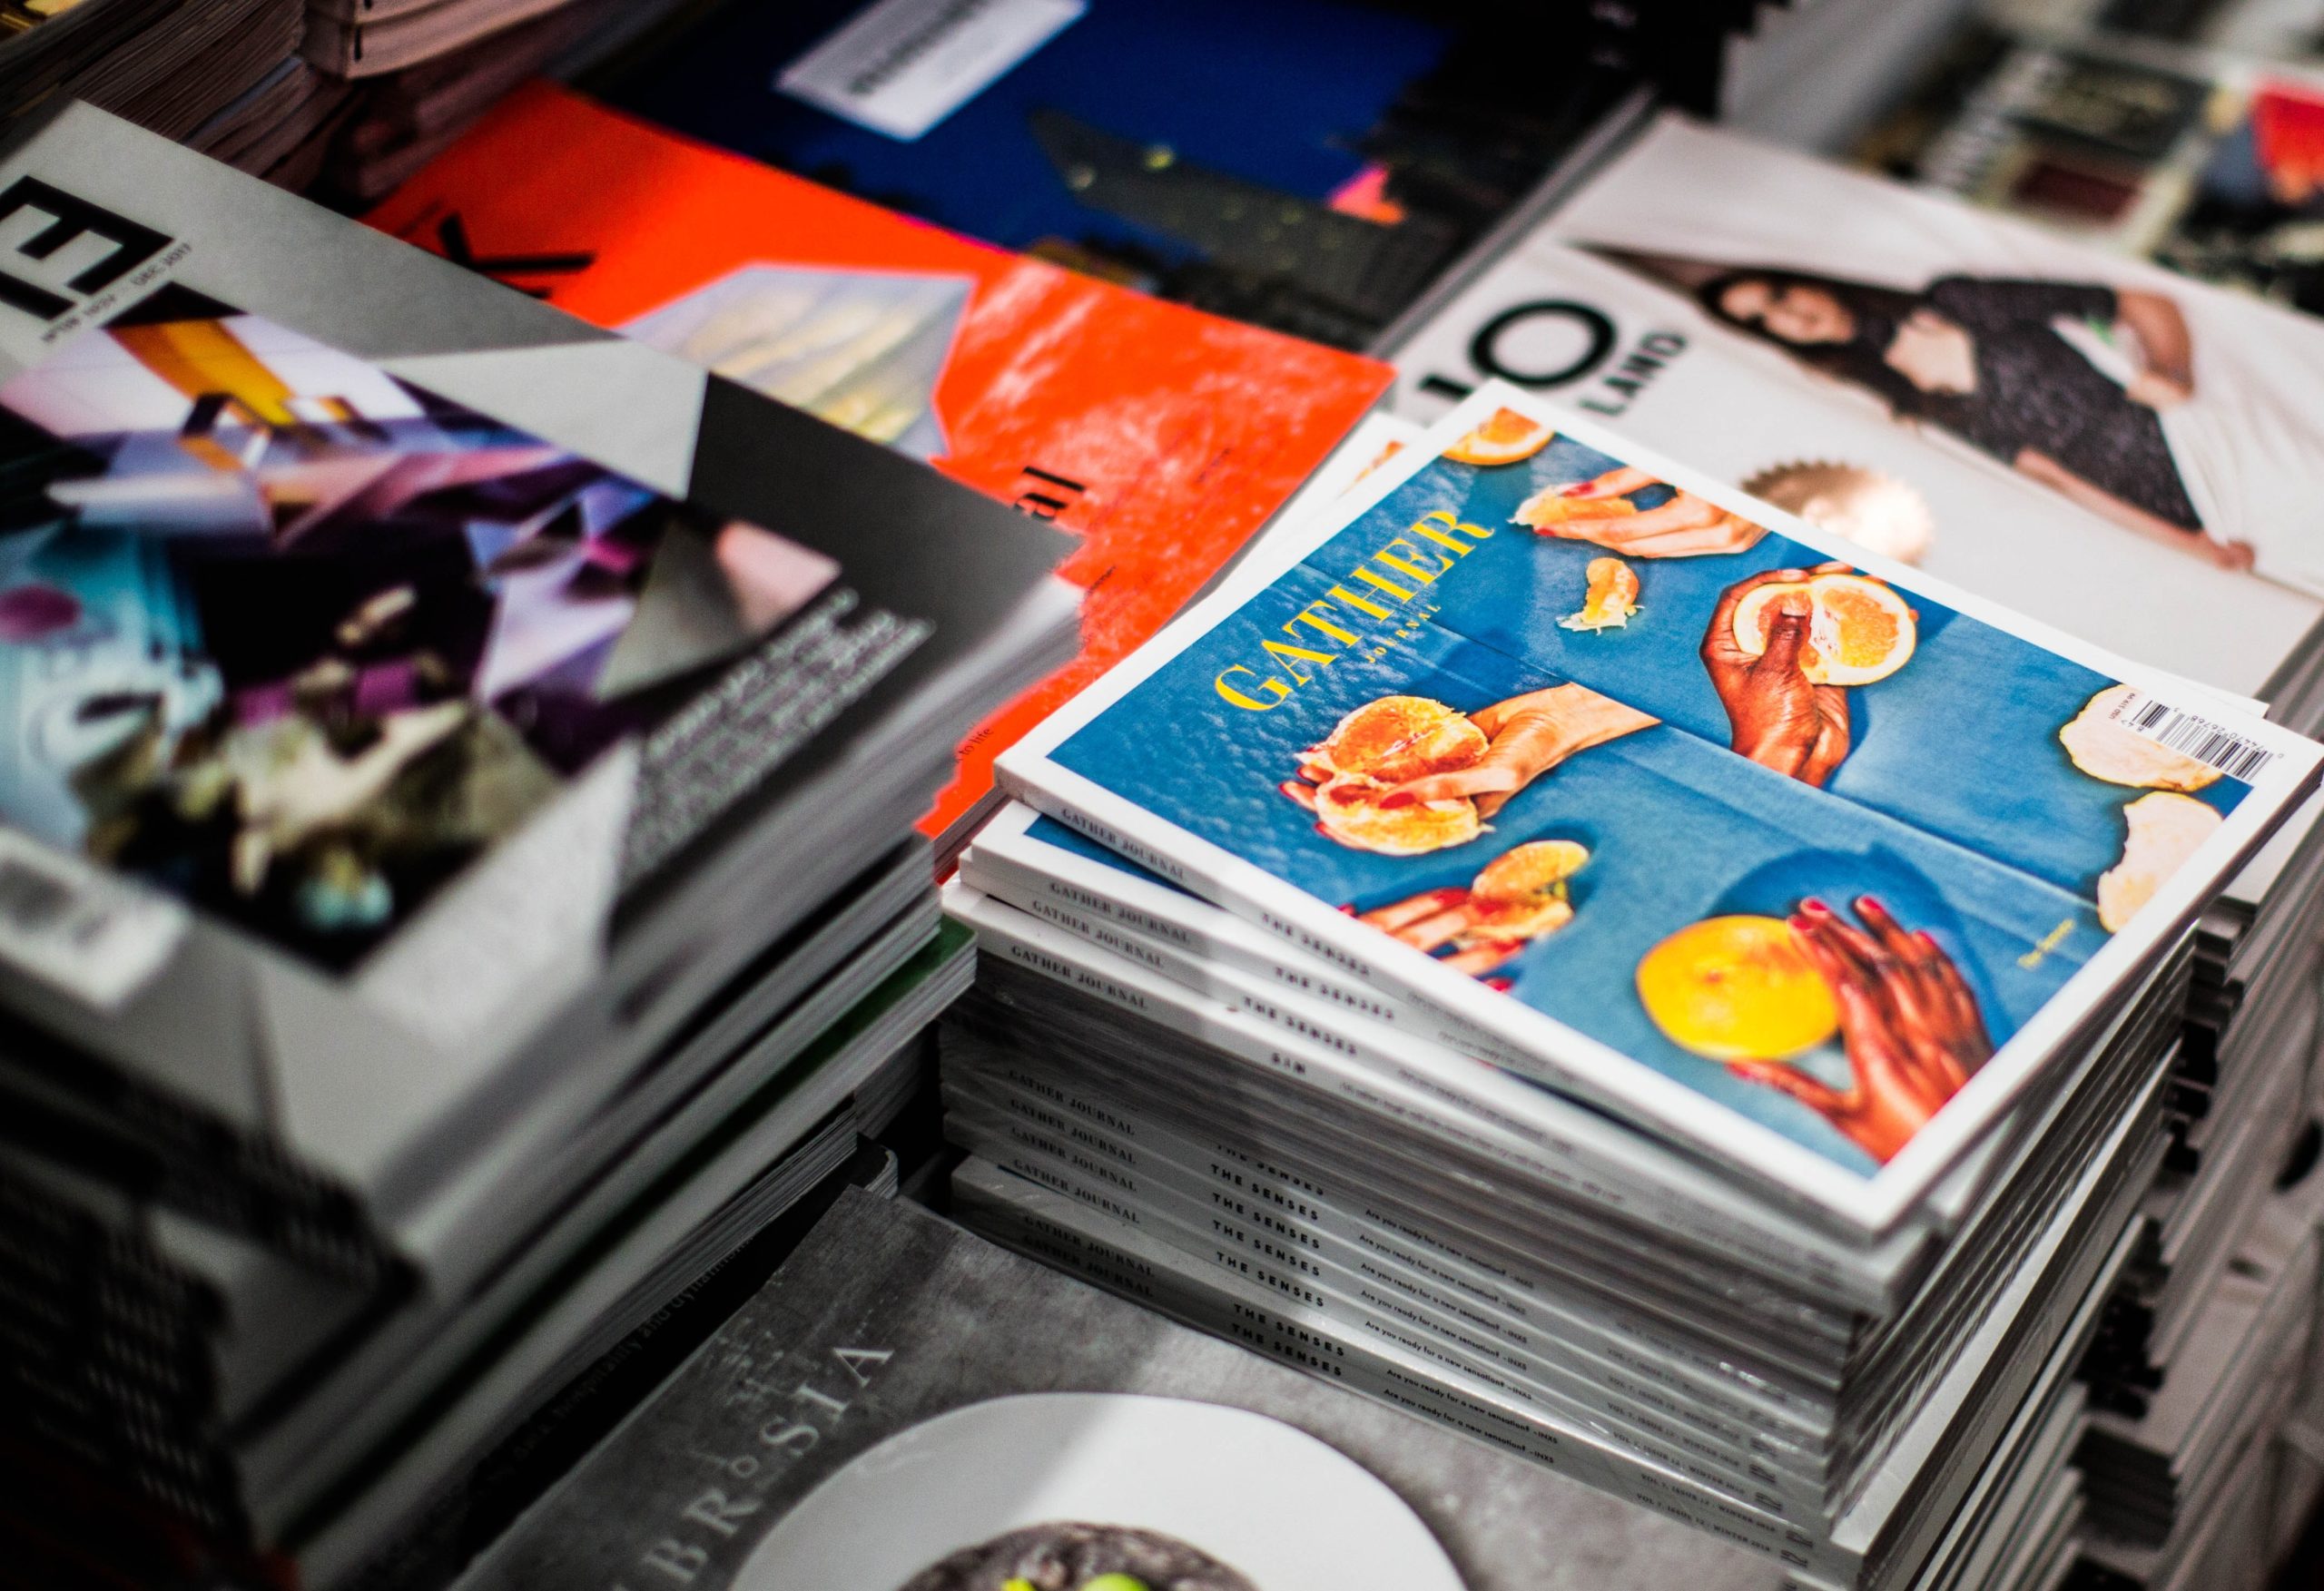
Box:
[997,382,2321,1231]
[599,0,1587,345]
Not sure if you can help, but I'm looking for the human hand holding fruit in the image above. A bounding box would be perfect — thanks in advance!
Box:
[1703,565,1855,786]
[1378,684,1657,820]
[1723,897,1992,1164]
[1516,466,1768,558]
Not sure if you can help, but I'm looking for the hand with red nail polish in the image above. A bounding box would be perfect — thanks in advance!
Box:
[1526,466,1769,557]
[1722,896,1993,1164]
[1374,683,1658,820]
[1354,886,1529,979]
[1701,564,1856,788]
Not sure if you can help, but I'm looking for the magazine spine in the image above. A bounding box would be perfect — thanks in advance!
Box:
[946,879,1889,1312]
[942,1087,1831,1513]
[961,837,1526,1066]
[943,1007,1851,1410]
[939,1053,1833,1447]
[944,968,1862,1384]
[952,1156,1852,1583]
[946,987,1859,1377]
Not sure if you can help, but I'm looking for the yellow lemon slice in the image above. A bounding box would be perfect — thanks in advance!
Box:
[1636,915,1839,1061]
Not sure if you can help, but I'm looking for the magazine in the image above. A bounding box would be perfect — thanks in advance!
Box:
[448,1187,1790,1591]
[595,0,1602,349]
[995,379,2320,1232]
[1858,21,2324,319]
[1390,113,2324,702]
[364,83,1393,844]
[0,102,1069,1207]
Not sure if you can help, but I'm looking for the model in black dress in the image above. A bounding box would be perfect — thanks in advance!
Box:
[1685,265,2254,571]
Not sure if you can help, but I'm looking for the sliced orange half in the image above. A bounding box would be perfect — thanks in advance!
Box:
[1311,776,1481,856]
[1729,572,1915,686]
[1444,406,1555,466]
[1636,915,1838,1062]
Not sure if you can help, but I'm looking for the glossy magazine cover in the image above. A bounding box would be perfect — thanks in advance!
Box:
[0,103,1070,1200]
[596,0,1583,349]
[365,83,1391,843]
[448,1191,1791,1591]
[1391,114,2324,704]
[996,381,2320,1231]
[0,284,891,976]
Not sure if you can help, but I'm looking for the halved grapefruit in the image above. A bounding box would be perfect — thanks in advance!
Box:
[1730,572,1915,686]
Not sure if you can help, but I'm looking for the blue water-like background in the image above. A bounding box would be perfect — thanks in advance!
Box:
[1049,432,2248,1175]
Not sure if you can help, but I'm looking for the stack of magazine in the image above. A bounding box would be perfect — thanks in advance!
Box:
[939,372,2321,1588]
[0,0,304,142]
[2076,1143,2324,1586]
[1384,108,2324,1578]
[0,103,1080,1589]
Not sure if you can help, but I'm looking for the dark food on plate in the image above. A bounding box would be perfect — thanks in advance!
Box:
[897,1521,1260,1591]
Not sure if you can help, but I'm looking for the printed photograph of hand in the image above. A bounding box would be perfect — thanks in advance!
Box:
[1514,465,1768,557]
[1725,897,1993,1165]
[1377,684,1658,820]
[1701,564,1857,787]
[1358,888,1528,980]
[1355,839,1591,982]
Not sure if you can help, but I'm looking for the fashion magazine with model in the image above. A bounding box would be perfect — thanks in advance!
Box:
[1392,113,2324,703]
[995,380,2320,1233]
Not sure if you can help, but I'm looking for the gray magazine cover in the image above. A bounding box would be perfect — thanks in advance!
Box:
[0,102,1070,1234]
[452,1188,1787,1591]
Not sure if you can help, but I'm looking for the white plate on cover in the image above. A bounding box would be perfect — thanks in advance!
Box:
[737,1391,1464,1589]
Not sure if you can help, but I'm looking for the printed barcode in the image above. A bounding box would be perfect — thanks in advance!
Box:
[2110,692,2274,781]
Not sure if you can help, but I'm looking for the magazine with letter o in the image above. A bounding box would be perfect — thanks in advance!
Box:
[1391,113,2324,708]
[995,380,2322,1233]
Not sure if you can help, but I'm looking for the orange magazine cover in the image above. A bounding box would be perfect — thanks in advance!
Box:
[365,83,1393,846]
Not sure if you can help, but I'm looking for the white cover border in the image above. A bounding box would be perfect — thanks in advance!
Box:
[996,380,2323,1234]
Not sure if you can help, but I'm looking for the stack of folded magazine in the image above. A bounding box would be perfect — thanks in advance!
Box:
[0,0,305,141]
[938,376,2321,1588]
[0,103,1078,1589]
[1386,108,2324,1564]
[2075,1143,2324,1586]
